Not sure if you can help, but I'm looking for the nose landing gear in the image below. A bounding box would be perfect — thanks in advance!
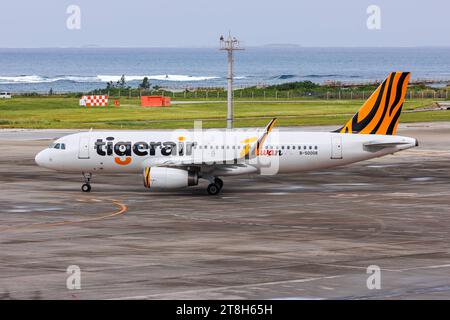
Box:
[81,183,91,192]
[81,172,92,192]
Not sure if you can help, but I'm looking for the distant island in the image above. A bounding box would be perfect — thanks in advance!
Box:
[260,43,302,48]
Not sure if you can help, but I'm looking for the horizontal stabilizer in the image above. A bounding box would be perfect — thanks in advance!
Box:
[363,140,413,151]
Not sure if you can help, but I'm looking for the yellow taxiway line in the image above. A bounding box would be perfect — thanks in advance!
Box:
[0,199,127,232]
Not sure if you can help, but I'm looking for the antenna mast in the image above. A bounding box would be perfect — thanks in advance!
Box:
[220,33,244,129]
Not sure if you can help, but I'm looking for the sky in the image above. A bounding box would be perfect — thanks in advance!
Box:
[0,0,449,48]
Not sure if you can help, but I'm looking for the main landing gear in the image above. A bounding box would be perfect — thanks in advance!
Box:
[81,172,92,192]
[207,177,223,195]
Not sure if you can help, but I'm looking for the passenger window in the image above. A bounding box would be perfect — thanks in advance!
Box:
[309,146,312,150]
[287,146,290,150]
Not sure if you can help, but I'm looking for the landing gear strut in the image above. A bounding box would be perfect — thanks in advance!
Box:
[207,177,223,195]
[81,172,92,192]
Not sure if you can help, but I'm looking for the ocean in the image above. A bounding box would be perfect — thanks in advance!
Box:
[0,47,449,93]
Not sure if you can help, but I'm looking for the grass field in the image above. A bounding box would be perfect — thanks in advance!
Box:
[0,97,448,129]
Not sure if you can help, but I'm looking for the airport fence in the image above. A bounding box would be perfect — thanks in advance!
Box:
[113,88,449,100]
[7,88,449,101]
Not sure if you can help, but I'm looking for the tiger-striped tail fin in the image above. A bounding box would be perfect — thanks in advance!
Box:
[335,72,410,135]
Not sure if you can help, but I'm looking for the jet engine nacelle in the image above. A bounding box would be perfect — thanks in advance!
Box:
[143,167,198,189]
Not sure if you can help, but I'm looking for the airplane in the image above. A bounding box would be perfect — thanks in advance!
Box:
[35,72,417,195]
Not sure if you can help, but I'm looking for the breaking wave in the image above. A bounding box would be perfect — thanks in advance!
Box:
[0,74,220,84]
[272,74,297,80]
[97,74,220,82]
[0,75,99,84]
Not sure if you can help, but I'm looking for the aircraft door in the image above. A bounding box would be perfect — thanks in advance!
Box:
[331,136,343,159]
[78,136,90,159]
[192,142,203,164]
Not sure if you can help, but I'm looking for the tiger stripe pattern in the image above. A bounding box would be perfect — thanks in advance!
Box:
[336,72,410,135]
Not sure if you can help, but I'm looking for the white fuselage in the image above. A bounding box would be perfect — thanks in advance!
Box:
[35,130,417,177]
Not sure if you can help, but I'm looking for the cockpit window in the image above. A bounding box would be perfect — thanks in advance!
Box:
[48,143,66,150]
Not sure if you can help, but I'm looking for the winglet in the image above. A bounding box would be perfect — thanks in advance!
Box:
[241,118,277,159]
[256,118,277,155]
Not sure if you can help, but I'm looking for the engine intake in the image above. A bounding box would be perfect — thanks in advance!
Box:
[143,167,198,189]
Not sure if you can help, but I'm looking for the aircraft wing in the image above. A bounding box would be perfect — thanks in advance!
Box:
[141,118,277,169]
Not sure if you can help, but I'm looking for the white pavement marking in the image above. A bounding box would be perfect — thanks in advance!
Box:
[112,275,345,300]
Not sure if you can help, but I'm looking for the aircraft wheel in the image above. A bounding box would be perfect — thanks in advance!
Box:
[214,178,223,190]
[81,183,91,192]
[207,183,220,195]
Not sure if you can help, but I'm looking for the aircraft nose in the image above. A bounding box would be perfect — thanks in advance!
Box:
[35,150,48,167]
